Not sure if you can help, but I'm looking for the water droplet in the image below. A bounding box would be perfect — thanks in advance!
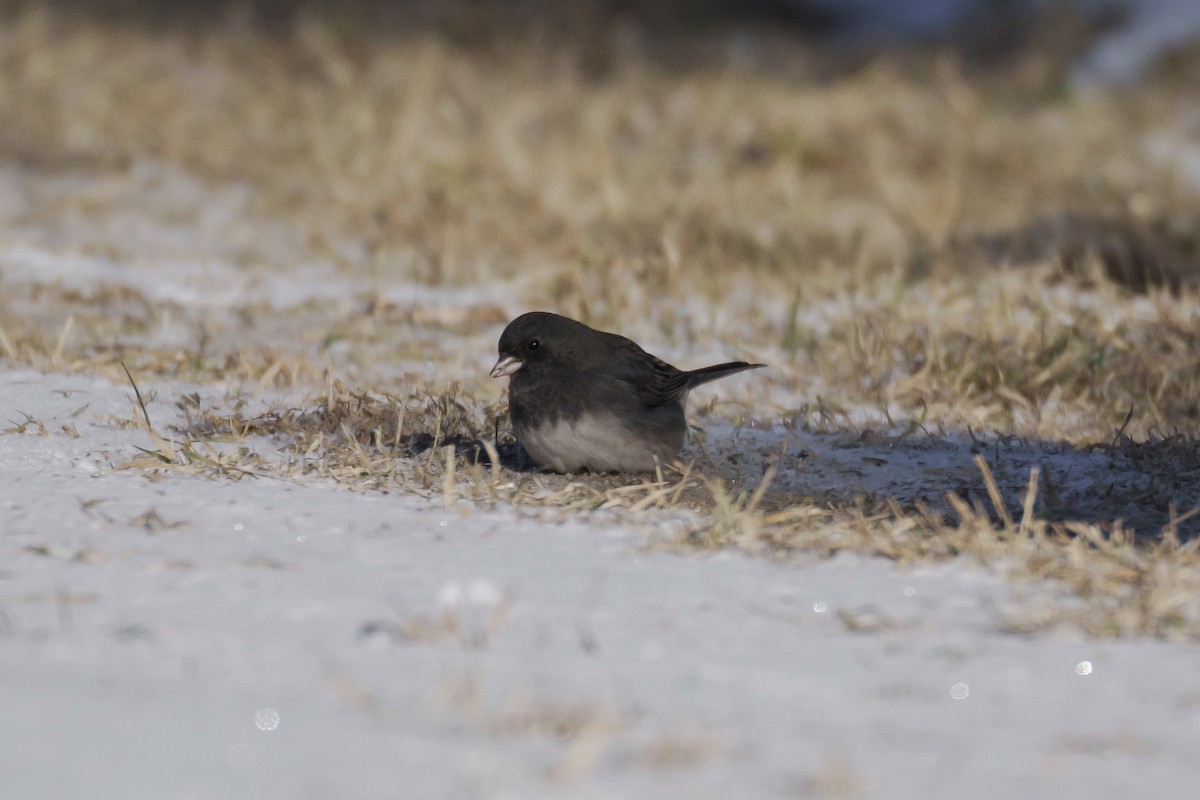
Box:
[812,601,827,613]
[1075,660,1093,676]
[949,682,970,700]
[439,520,448,527]
[438,582,463,607]
[467,579,500,607]
[296,535,307,543]
[1107,682,1124,697]
[233,523,244,531]
[903,586,916,597]
[254,708,280,731]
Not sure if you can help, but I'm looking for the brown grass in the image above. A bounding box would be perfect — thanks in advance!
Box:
[1,3,1199,639]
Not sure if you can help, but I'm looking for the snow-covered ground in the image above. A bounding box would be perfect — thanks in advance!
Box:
[3,368,1200,799]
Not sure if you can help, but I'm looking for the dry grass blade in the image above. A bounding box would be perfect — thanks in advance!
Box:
[1019,467,1040,538]
[442,444,458,508]
[121,361,155,432]
[974,455,1014,529]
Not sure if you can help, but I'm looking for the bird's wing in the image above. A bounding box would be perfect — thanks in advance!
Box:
[608,352,690,408]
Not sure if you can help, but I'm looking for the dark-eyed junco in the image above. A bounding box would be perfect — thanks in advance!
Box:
[490,312,764,473]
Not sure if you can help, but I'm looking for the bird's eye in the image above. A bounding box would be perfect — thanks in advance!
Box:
[527,339,540,351]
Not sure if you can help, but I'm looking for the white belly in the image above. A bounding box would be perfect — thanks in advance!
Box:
[517,415,679,473]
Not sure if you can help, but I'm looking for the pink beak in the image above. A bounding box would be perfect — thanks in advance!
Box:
[490,355,523,378]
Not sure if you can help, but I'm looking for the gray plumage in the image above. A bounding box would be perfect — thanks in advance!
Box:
[490,312,764,473]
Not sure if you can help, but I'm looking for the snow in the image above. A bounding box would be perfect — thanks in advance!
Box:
[3,369,1200,798]
[1068,0,1200,85]
[803,0,1200,84]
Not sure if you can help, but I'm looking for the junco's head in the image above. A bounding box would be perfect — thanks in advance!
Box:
[490,312,596,378]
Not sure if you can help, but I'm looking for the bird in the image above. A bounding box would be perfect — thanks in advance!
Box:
[490,311,764,473]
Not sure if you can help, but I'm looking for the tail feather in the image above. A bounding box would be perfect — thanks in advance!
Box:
[684,361,766,389]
